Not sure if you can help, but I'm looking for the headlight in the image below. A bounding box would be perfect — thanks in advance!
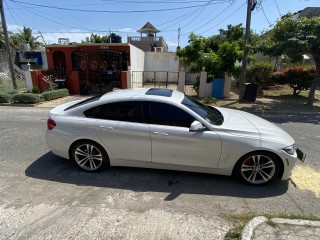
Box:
[282,144,297,155]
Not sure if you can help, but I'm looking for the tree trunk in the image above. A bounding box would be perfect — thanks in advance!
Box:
[306,61,320,107]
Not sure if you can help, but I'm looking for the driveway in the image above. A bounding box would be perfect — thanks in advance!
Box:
[0,106,319,239]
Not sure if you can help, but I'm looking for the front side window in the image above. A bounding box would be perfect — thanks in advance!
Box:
[182,96,223,125]
[84,101,143,123]
[147,102,195,128]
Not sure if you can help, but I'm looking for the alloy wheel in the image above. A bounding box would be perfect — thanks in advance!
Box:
[240,154,276,184]
[74,144,103,171]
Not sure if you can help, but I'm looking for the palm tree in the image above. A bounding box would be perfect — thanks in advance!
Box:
[9,27,43,51]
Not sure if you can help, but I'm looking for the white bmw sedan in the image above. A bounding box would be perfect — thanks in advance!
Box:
[46,88,305,185]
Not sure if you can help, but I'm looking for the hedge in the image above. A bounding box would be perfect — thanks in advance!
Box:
[41,88,69,101]
[0,92,12,103]
[12,93,41,103]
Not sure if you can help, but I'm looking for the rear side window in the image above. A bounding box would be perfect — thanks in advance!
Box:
[84,101,143,123]
[147,102,195,128]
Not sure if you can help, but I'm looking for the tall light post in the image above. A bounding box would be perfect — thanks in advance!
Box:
[0,0,17,89]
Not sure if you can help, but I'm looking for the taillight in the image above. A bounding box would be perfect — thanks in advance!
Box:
[47,119,56,130]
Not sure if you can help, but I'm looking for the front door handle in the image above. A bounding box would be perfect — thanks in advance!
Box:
[153,132,168,136]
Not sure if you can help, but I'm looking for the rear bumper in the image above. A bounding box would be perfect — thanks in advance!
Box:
[45,130,71,159]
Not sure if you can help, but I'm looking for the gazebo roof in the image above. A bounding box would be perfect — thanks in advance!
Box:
[137,21,160,34]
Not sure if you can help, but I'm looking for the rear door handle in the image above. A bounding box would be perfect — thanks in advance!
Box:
[153,132,168,136]
[99,126,114,130]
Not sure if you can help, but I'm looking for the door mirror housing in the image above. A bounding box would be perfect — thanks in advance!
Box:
[189,121,204,132]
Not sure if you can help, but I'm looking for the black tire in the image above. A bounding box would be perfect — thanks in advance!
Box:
[70,140,109,172]
[234,151,280,185]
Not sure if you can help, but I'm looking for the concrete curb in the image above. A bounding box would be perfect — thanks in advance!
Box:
[241,217,320,240]
[271,218,320,227]
[241,216,268,240]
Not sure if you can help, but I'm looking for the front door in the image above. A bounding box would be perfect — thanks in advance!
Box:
[147,102,221,168]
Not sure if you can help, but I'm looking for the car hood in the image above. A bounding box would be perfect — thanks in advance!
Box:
[215,107,294,145]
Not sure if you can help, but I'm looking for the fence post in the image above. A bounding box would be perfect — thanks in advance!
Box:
[24,70,33,91]
[199,68,207,98]
[127,66,132,88]
[178,68,185,93]
[166,71,168,88]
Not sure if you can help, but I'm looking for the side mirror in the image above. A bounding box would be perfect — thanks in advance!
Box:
[189,121,204,132]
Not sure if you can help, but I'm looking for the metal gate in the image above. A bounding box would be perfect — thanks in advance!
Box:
[185,72,199,96]
[72,50,128,94]
[131,71,179,90]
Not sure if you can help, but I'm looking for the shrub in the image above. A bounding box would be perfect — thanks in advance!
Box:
[4,90,19,95]
[41,88,69,101]
[284,66,313,95]
[0,92,12,103]
[32,87,40,94]
[270,71,286,85]
[247,62,273,88]
[12,93,41,103]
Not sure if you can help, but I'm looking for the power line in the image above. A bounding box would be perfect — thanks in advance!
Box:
[10,0,226,14]
[198,2,245,35]
[160,4,208,31]
[180,1,233,36]
[260,2,271,26]
[274,0,281,17]
[181,0,213,29]
[12,1,105,33]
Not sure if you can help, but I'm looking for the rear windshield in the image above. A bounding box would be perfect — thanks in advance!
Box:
[64,95,101,111]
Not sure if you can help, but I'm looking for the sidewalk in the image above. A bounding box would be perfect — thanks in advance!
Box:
[242,216,320,240]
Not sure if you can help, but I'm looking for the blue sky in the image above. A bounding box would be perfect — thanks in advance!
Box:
[4,0,320,51]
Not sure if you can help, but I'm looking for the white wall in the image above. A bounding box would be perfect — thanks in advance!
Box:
[129,44,145,71]
[144,52,179,72]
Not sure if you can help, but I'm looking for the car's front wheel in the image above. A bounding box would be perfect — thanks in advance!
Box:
[235,152,280,185]
[70,141,109,172]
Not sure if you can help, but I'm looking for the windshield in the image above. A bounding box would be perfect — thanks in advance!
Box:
[182,96,224,125]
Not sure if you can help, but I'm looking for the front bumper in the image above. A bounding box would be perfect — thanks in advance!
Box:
[279,147,306,180]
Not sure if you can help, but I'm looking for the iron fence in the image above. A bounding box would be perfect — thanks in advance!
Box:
[0,63,27,92]
[132,71,179,90]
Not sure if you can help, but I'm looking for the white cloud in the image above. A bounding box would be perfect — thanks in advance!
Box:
[7,24,24,33]
[118,28,136,33]
[41,31,90,45]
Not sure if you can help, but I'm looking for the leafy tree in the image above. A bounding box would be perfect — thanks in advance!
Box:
[90,33,122,43]
[6,27,43,51]
[90,33,108,43]
[177,25,244,76]
[263,15,320,106]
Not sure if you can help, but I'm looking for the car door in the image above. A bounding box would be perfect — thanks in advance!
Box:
[146,102,221,169]
[84,101,151,162]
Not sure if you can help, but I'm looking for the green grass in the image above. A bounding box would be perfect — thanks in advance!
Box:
[223,213,320,240]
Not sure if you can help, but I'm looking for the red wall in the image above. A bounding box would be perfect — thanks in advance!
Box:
[43,44,131,94]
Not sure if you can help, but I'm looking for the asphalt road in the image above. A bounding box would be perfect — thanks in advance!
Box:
[0,106,319,239]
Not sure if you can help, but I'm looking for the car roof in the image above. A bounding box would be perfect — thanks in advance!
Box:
[100,88,185,104]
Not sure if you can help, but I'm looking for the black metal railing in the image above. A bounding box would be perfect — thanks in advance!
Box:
[131,71,179,90]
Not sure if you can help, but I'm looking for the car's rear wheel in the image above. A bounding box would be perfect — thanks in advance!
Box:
[235,152,279,185]
[70,141,109,172]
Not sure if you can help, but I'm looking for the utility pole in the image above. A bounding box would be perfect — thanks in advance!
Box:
[178,25,181,49]
[0,0,17,89]
[239,0,256,101]
[109,29,112,43]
